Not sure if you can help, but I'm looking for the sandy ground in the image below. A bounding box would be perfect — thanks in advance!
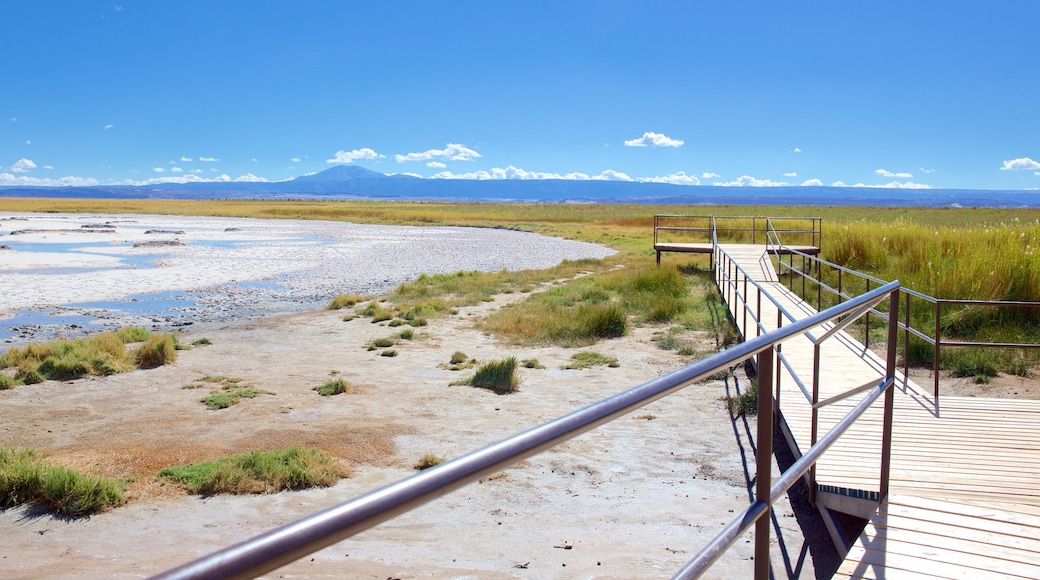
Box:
[0,289,834,579]
[0,214,835,579]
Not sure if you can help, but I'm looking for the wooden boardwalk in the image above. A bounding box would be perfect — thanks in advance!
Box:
[717,244,1040,579]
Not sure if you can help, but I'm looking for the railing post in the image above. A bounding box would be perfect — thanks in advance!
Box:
[934,301,942,401]
[838,269,843,304]
[904,292,911,388]
[880,287,900,499]
[754,347,774,580]
[809,343,821,504]
[743,275,748,339]
[756,287,762,338]
[865,279,871,349]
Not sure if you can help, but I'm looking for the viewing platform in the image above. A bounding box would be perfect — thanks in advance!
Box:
[715,241,1040,579]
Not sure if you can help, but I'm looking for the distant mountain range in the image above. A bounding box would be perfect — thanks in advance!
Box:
[2,165,1039,207]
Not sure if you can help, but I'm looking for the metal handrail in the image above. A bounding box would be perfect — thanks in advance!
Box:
[655,215,821,248]
[763,236,1040,400]
[152,281,901,580]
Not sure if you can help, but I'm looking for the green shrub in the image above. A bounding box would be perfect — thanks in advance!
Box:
[134,334,178,368]
[408,317,428,327]
[0,373,15,389]
[16,362,44,385]
[158,447,345,495]
[327,294,365,310]
[398,329,414,340]
[388,319,405,327]
[380,349,398,357]
[371,337,395,348]
[314,378,350,396]
[948,348,998,379]
[191,337,212,346]
[450,351,469,364]
[468,357,519,393]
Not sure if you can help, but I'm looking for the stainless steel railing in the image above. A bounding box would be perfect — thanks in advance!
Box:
[154,273,900,580]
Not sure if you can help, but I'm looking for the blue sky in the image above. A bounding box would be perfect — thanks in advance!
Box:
[1,1,1038,191]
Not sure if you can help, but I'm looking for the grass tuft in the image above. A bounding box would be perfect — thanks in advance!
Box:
[313,378,351,396]
[413,454,444,471]
[327,294,365,310]
[0,444,126,516]
[134,334,178,368]
[158,447,346,495]
[563,351,619,369]
[458,357,520,394]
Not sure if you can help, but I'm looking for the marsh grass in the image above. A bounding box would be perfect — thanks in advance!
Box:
[563,351,619,370]
[520,358,545,369]
[157,447,345,495]
[0,327,178,386]
[481,262,719,347]
[380,349,399,357]
[327,294,365,310]
[191,337,212,346]
[453,357,519,393]
[0,444,126,516]
[314,378,351,396]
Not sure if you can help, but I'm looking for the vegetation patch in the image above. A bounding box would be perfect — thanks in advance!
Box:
[413,454,444,471]
[189,375,274,410]
[563,351,619,369]
[191,337,212,346]
[0,444,126,517]
[380,349,399,357]
[313,377,351,396]
[520,358,545,369]
[0,327,178,386]
[157,447,346,495]
[725,381,758,417]
[452,356,520,394]
[327,294,365,310]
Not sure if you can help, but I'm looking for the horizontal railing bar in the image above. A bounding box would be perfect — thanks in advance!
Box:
[937,299,1040,307]
[776,351,814,404]
[675,376,895,579]
[153,283,895,580]
[940,340,1040,349]
[813,378,882,409]
[814,297,889,344]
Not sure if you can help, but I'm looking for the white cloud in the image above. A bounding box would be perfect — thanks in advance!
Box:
[251,158,258,162]
[152,167,164,173]
[233,173,267,182]
[0,172,100,187]
[701,172,720,179]
[713,175,790,187]
[426,161,446,168]
[191,169,203,174]
[180,156,192,162]
[429,165,631,182]
[43,165,53,170]
[784,172,798,177]
[327,148,382,164]
[290,157,301,163]
[171,167,183,173]
[1036,172,1040,177]
[1001,157,1040,171]
[400,172,423,178]
[103,124,113,130]
[833,180,931,189]
[875,168,913,178]
[623,132,684,147]
[10,158,36,173]
[920,167,935,174]
[25,140,30,145]
[792,148,802,153]
[638,171,699,185]
[199,156,218,162]
[801,179,823,186]
[395,143,481,163]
